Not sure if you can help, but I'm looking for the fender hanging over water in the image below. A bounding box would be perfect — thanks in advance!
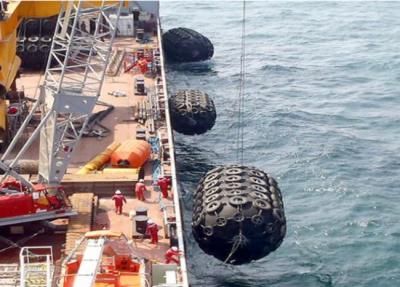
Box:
[192,165,286,265]
[162,27,214,62]
[169,90,216,135]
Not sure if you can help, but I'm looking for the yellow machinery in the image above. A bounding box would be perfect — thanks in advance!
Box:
[0,1,126,147]
[0,1,61,89]
[0,1,61,146]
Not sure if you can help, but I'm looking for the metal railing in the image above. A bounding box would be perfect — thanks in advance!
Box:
[19,246,53,287]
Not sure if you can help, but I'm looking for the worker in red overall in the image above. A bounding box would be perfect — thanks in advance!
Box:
[166,176,171,186]
[165,176,173,199]
[165,246,182,264]
[157,176,169,199]
[137,58,148,74]
[145,219,159,244]
[111,190,127,215]
[135,179,146,201]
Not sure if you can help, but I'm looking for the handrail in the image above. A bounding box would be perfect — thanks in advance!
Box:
[156,19,189,287]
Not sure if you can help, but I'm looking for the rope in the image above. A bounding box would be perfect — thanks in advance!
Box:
[235,0,246,164]
[223,229,247,264]
[0,228,44,254]
[229,7,248,264]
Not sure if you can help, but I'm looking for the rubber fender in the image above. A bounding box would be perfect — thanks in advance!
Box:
[192,165,286,265]
[19,34,54,69]
[169,90,216,135]
[41,17,57,35]
[24,19,40,37]
[17,37,26,44]
[28,36,40,43]
[26,43,38,53]
[39,44,50,53]
[17,44,25,53]
[162,27,214,62]
[17,37,25,54]
[40,36,52,43]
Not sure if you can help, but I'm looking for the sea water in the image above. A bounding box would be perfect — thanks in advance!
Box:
[161,2,400,286]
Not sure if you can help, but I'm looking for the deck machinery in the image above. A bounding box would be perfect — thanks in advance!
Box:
[0,1,188,286]
[0,0,122,226]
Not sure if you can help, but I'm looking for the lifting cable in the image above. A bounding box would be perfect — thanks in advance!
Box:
[235,0,246,164]
[226,0,248,264]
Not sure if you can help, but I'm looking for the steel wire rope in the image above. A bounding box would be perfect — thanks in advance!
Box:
[235,0,246,164]
[226,0,248,264]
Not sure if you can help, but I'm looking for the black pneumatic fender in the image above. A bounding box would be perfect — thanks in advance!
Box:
[41,16,58,35]
[16,37,25,54]
[40,36,52,43]
[39,36,52,53]
[169,90,216,135]
[26,44,38,54]
[18,16,56,69]
[192,165,286,265]
[162,27,214,62]
[24,19,40,37]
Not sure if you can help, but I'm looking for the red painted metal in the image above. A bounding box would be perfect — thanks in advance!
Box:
[0,194,35,218]
[0,178,71,224]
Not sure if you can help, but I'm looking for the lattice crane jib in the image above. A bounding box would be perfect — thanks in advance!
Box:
[39,1,122,185]
[0,0,122,189]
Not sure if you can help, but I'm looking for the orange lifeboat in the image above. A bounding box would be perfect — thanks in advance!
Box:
[110,140,151,168]
[61,231,143,287]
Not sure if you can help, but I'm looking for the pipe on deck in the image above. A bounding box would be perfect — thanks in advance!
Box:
[77,141,121,174]
[0,159,38,174]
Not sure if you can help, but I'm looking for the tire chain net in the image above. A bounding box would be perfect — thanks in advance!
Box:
[169,90,216,135]
[162,27,214,62]
[192,165,286,265]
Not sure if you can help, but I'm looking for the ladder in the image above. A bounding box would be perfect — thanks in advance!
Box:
[0,264,19,287]
[0,0,123,188]
[20,247,53,287]
[73,238,105,287]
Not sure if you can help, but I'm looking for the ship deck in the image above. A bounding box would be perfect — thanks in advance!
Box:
[0,31,185,284]
[94,187,174,262]
[11,36,161,170]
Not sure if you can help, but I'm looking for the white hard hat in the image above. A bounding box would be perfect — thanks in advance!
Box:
[139,179,144,183]
[147,219,154,224]
[115,190,121,195]
[171,246,178,251]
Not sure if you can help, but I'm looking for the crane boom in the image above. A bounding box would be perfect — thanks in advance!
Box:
[0,0,122,188]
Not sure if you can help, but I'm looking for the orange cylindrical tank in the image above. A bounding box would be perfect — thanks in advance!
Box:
[111,140,151,168]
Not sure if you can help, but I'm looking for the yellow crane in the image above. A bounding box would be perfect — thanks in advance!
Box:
[0,0,124,226]
[0,0,125,147]
[0,1,61,146]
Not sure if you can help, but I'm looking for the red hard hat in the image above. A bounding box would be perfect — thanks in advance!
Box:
[8,106,18,114]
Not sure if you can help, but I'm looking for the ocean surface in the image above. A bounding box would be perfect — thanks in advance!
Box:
[160,2,400,286]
